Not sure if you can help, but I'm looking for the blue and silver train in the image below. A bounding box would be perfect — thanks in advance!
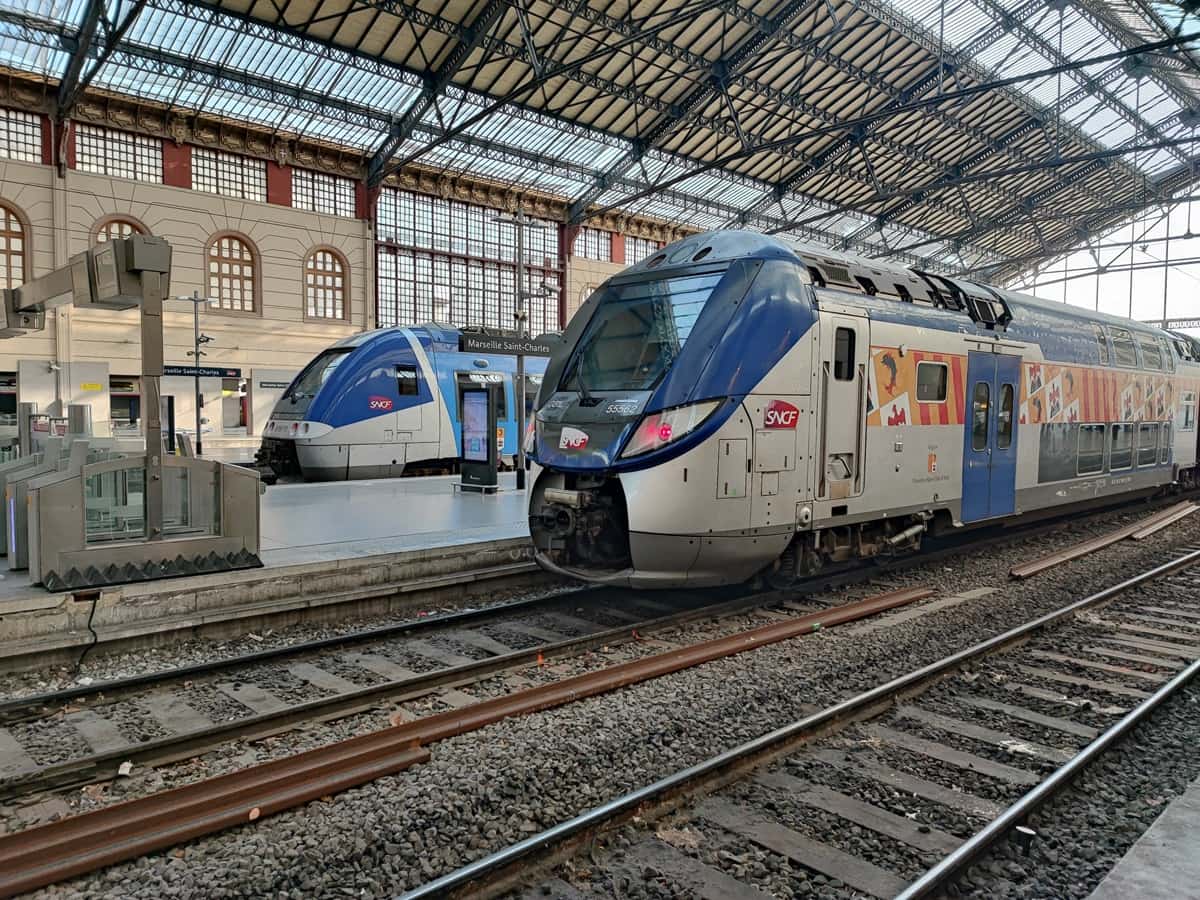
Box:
[257,325,549,481]
[528,230,1200,588]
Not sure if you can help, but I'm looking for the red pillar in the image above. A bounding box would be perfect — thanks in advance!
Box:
[266,162,292,206]
[610,231,625,264]
[39,115,52,166]
[163,143,191,188]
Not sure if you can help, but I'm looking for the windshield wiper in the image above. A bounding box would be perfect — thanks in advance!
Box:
[576,353,595,402]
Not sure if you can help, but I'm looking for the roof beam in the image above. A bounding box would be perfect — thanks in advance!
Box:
[970,0,1189,168]
[766,135,1198,237]
[365,0,507,187]
[55,0,146,121]
[586,31,1195,227]
[564,0,825,223]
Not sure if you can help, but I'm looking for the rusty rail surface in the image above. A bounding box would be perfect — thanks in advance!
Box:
[400,548,1200,900]
[0,585,933,898]
[1132,502,1198,540]
[1009,502,1193,579]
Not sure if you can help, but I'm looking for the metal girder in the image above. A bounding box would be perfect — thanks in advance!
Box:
[55,0,147,121]
[892,173,1200,277]
[970,0,1189,168]
[565,0,825,223]
[1071,0,1200,113]
[3,4,967,268]
[736,1,1131,229]
[367,0,509,187]
[767,135,1198,238]
[586,31,1195,229]
[569,0,1110,230]
[57,0,105,121]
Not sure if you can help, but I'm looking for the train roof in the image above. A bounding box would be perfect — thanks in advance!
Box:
[622,230,1181,347]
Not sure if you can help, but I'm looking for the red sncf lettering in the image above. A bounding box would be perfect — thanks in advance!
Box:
[764,400,800,429]
[368,396,394,411]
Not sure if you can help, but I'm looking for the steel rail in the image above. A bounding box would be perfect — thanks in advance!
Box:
[1009,501,1192,578]
[0,492,1180,797]
[0,586,934,898]
[4,483,1180,722]
[896,653,1200,899]
[0,562,568,723]
[0,589,770,800]
[399,547,1200,899]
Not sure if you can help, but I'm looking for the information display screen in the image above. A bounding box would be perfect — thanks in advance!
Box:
[462,389,489,463]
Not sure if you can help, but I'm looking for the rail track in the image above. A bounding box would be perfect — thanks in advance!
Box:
[397,542,1200,899]
[1,496,1179,802]
[0,498,1193,897]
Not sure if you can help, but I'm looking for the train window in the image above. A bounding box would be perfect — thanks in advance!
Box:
[1138,336,1162,370]
[1161,423,1172,464]
[997,384,1014,449]
[1160,338,1176,373]
[1183,393,1197,432]
[1077,424,1105,475]
[1110,329,1138,367]
[971,382,989,451]
[396,365,419,396]
[1156,338,1176,374]
[834,327,855,381]
[1137,423,1160,467]
[1093,325,1109,365]
[1110,423,1133,470]
[560,270,724,392]
[916,363,947,402]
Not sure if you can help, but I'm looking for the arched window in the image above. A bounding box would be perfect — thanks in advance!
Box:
[305,248,348,320]
[0,202,27,291]
[207,233,257,313]
[95,216,146,244]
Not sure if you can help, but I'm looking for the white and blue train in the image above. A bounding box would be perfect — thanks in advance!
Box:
[257,325,549,481]
[528,230,1200,588]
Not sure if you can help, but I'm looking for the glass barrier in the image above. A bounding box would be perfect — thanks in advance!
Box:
[163,465,222,537]
[85,466,146,543]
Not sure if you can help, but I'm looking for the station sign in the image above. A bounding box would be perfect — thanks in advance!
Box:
[163,365,243,378]
[258,381,291,390]
[459,334,559,357]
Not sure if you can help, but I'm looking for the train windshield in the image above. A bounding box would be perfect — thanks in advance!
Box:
[561,269,725,392]
[285,348,353,402]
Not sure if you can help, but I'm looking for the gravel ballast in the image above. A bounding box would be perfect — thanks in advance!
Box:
[16,509,1200,899]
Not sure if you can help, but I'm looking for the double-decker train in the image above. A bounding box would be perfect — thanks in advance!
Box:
[257,325,548,481]
[527,230,1200,588]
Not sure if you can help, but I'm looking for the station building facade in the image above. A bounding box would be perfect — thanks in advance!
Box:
[0,78,684,448]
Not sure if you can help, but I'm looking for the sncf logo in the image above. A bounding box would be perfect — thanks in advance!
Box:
[764,399,800,429]
[368,396,394,411]
[559,426,589,450]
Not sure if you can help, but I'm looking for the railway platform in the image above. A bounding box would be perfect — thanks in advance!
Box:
[0,474,539,670]
[1087,776,1200,900]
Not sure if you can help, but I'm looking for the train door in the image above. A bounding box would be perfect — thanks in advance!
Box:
[961,352,1019,522]
[394,363,424,435]
[819,312,870,500]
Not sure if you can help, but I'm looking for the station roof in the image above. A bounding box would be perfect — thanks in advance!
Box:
[2,0,1198,280]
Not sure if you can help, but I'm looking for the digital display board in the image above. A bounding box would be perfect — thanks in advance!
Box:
[462,389,489,463]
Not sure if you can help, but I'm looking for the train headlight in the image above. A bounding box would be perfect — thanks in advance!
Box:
[620,400,720,458]
[523,419,536,454]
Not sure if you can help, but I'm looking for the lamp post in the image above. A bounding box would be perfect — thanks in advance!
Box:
[493,208,548,491]
[181,291,214,456]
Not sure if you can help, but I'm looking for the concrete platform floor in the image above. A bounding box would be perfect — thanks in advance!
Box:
[259,473,528,566]
[1087,776,1200,899]
[0,472,529,603]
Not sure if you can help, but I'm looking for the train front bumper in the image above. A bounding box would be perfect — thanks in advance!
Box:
[528,466,785,588]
